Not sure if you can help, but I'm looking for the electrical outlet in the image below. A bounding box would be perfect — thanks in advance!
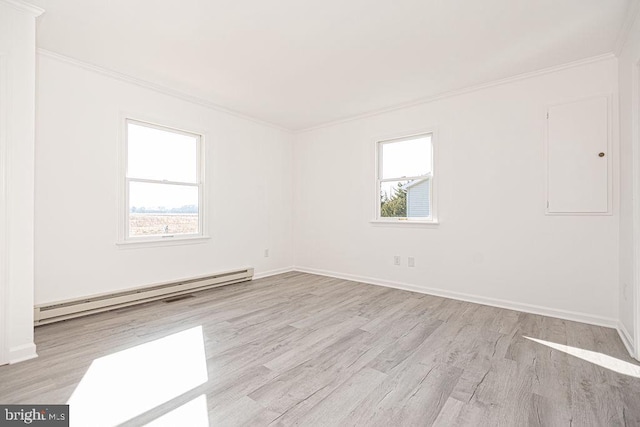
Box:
[264,249,269,258]
[394,255,401,266]
[408,257,415,267]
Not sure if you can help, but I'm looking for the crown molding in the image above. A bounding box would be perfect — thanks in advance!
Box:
[36,49,292,134]
[0,0,44,16]
[296,53,616,133]
[614,0,640,56]
[38,48,615,135]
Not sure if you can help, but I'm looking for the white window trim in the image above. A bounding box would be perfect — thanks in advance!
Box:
[372,129,439,226]
[117,115,209,247]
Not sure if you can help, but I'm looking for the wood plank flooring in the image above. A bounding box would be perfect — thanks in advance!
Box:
[1,272,639,426]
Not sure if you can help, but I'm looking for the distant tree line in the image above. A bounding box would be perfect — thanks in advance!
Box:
[130,205,198,214]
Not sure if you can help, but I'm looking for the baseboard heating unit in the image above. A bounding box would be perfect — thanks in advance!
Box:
[34,267,254,325]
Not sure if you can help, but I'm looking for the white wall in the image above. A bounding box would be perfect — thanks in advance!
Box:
[35,53,294,304]
[0,0,42,364]
[294,57,619,326]
[618,10,640,359]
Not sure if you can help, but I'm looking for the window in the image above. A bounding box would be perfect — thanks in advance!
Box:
[376,132,435,222]
[123,119,204,242]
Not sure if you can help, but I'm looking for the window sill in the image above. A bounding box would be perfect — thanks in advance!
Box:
[369,220,439,228]
[116,235,210,249]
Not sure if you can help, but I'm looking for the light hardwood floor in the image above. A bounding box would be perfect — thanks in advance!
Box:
[1,272,639,426]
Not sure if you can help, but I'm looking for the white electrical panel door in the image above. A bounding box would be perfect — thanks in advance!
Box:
[547,96,609,214]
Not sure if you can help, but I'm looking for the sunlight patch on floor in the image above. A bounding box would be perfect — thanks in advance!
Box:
[68,326,208,426]
[146,394,209,427]
[525,336,640,378]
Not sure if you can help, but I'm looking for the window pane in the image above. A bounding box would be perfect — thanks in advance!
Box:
[381,135,431,179]
[129,182,199,236]
[128,122,198,183]
[380,178,430,218]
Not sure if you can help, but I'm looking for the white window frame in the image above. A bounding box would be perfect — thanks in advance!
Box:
[118,117,207,246]
[372,130,438,226]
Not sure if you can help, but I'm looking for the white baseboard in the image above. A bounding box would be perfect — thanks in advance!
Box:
[293,266,618,329]
[253,267,295,280]
[8,342,37,364]
[617,322,638,360]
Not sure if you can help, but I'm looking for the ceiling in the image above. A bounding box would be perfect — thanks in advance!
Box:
[30,0,631,131]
